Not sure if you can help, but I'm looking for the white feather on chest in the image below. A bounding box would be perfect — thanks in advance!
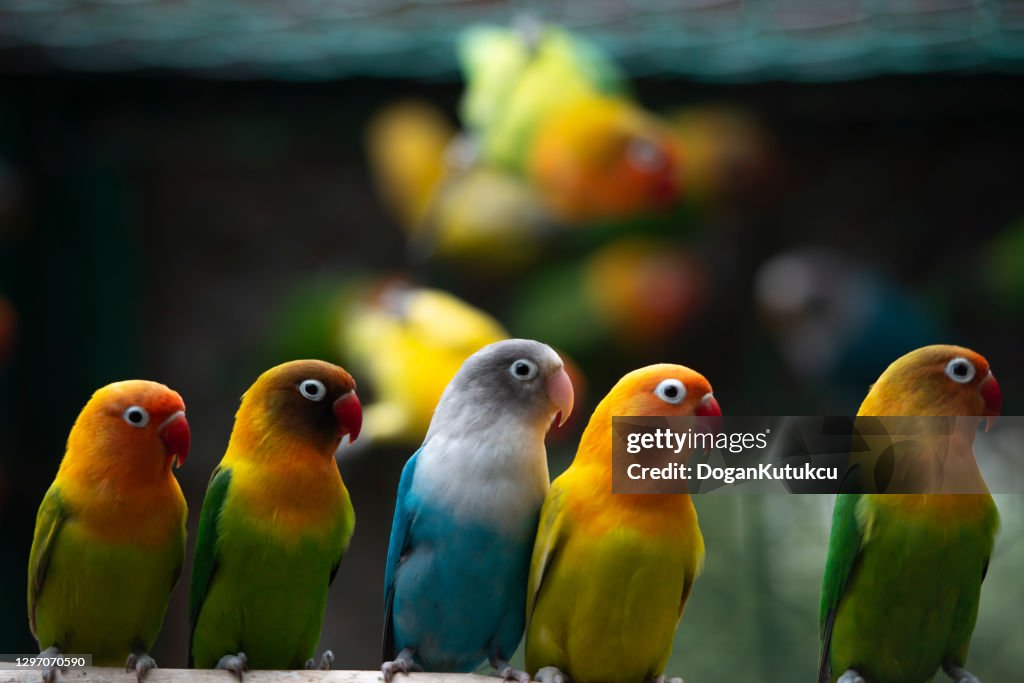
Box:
[411,419,551,534]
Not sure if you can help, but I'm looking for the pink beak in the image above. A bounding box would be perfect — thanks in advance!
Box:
[158,411,190,468]
[546,367,575,428]
[980,373,1002,432]
[333,391,363,442]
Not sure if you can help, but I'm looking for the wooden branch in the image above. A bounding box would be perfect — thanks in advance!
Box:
[1,669,496,683]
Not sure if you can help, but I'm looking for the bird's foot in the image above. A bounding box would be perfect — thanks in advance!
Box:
[305,650,335,671]
[837,670,865,683]
[382,648,420,683]
[126,653,158,682]
[945,666,981,683]
[39,646,61,683]
[652,675,684,683]
[536,666,570,683]
[216,652,248,681]
[490,658,531,683]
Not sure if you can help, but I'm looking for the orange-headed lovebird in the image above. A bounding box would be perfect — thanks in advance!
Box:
[525,364,721,683]
[458,24,680,225]
[458,23,625,174]
[819,345,1002,683]
[189,360,362,676]
[528,95,680,225]
[28,381,190,682]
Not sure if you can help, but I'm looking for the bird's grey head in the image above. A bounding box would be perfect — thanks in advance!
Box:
[428,339,574,438]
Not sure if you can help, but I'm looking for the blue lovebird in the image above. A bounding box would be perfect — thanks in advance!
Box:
[381,339,574,683]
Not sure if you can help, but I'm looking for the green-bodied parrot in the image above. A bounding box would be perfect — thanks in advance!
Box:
[188,360,362,676]
[819,345,1002,683]
[28,381,190,682]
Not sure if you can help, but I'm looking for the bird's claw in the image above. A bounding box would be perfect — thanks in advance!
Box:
[946,666,981,683]
[491,660,530,683]
[39,647,60,683]
[382,648,420,683]
[536,666,569,683]
[306,650,335,671]
[126,653,158,682]
[216,652,248,682]
[837,671,866,683]
[652,676,683,683]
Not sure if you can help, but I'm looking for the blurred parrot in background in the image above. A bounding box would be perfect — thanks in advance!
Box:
[667,105,781,209]
[381,339,574,682]
[366,101,454,232]
[507,238,708,357]
[28,381,190,682]
[459,23,682,225]
[189,360,362,675]
[755,247,946,408]
[819,345,1002,683]
[459,22,626,173]
[342,279,510,447]
[525,364,721,683]
[366,102,553,271]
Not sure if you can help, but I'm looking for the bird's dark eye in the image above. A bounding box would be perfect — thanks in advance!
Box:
[654,379,686,405]
[122,406,150,428]
[944,357,976,384]
[509,358,538,381]
[299,379,327,401]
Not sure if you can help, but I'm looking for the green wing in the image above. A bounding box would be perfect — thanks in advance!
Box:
[27,486,68,641]
[188,466,232,666]
[818,493,865,683]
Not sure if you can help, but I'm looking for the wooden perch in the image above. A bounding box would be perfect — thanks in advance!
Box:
[1,669,495,683]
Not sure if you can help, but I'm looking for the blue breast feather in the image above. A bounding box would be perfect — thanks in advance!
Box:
[383,448,541,671]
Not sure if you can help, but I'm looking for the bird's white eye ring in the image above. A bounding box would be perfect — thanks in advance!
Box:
[299,379,327,401]
[626,138,665,173]
[654,378,687,405]
[509,358,538,381]
[123,406,150,428]
[945,357,976,384]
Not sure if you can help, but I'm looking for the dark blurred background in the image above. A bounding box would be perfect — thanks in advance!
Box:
[1,1,1023,681]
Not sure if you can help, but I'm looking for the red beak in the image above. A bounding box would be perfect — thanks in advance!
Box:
[980,373,1002,432]
[158,411,190,468]
[333,391,363,443]
[695,393,722,418]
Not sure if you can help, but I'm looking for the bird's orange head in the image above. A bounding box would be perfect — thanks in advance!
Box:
[530,96,680,223]
[859,344,1002,430]
[600,363,720,419]
[576,363,720,468]
[63,380,190,483]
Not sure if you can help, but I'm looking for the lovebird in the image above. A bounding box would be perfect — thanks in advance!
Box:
[341,280,509,447]
[381,339,574,682]
[755,247,947,410]
[365,101,552,271]
[28,381,190,682]
[818,345,1003,683]
[525,364,721,683]
[507,238,708,358]
[459,22,625,174]
[459,23,680,225]
[189,360,362,676]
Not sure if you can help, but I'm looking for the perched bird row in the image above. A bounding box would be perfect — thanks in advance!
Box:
[28,342,1002,683]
